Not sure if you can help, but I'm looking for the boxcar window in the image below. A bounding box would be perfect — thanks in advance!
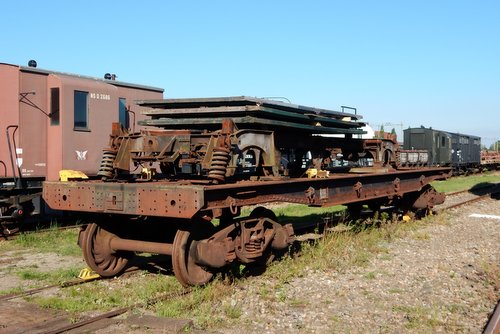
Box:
[50,88,60,126]
[119,98,128,129]
[74,90,89,130]
[441,136,446,147]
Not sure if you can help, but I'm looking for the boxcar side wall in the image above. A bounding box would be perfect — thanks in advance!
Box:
[18,70,49,178]
[450,134,481,166]
[433,130,451,166]
[57,75,118,179]
[0,64,21,178]
[45,75,164,180]
[404,127,481,168]
[46,75,64,180]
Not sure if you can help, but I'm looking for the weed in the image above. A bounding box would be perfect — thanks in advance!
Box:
[223,303,242,319]
[17,267,80,283]
[364,271,376,279]
[388,288,404,294]
[276,289,287,303]
[18,269,50,281]
[10,227,80,256]
[0,286,24,296]
[413,231,430,240]
[392,304,444,330]
[478,261,500,301]
[329,314,341,323]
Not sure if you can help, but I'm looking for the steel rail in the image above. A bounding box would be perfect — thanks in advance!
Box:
[437,190,500,212]
[0,277,97,302]
[483,300,500,334]
[0,267,140,302]
[38,288,192,334]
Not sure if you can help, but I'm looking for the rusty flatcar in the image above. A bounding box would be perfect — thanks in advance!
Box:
[0,61,163,231]
[43,97,451,287]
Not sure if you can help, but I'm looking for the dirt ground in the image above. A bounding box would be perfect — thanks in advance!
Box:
[0,249,83,292]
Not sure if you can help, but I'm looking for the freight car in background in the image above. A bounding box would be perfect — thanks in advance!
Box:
[403,126,482,173]
[480,150,500,170]
[0,61,163,231]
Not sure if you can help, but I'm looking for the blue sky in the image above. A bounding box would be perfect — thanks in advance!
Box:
[2,1,499,146]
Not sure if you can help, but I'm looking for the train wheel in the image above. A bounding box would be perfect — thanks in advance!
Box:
[249,206,277,221]
[81,223,131,277]
[247,206,279,266]
[172,230,213,287]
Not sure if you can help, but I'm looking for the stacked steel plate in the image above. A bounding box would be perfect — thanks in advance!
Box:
[137,96,365,135]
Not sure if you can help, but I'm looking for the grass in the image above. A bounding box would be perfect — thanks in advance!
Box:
[33,273,183,315]
[17,267,81,283]
[154,282,233,327]
[392,304,444,330]
[0,224,80,257]
[478,261,500,302]
[431,171,500,193]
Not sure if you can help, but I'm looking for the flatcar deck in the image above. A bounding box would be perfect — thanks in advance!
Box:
[43,167,451,220]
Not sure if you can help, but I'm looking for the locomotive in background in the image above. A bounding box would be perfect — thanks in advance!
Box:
[0,61,163,232]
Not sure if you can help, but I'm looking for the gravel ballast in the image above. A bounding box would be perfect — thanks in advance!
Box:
[217,198,500,333]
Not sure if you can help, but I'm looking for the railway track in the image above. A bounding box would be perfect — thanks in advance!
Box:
[0,277,94,302]
[10,286,192,334]
[435,184,500,212]
[1,223,81,242]
[484,300,500,334]
[0,266,146,303]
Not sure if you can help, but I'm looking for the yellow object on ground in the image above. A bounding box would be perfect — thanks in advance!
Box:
[402,215,412,222]
[59,170,89,181]
[78,267,100,280]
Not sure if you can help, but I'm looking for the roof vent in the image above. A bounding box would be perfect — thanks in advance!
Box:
[104,73,112,80]
[28,60,37,68]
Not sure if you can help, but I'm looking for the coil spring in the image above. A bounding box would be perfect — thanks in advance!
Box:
[97,150,117,180]
[208,147,231,182]
[245,239,263,253]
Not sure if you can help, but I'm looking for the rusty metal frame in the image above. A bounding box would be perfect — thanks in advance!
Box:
[43,167,451,220]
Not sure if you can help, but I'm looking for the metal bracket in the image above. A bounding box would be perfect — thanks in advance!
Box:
[353,182,363,198]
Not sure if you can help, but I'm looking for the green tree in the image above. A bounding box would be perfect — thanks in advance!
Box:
[489,141,500,151]
[377,125,385,138]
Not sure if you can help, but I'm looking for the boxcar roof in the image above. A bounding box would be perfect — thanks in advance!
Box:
[0,62,164,93]
[405,127,480,140]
